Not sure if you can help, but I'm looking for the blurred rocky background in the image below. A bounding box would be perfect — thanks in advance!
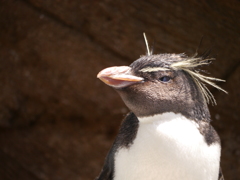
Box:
[0,0,239,180]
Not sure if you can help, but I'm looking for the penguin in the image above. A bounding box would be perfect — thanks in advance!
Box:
[96,41,226,180]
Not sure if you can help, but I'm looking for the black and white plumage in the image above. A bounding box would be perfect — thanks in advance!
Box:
[96,45,226,180]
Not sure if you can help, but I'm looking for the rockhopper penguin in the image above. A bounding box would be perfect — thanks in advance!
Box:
[96,40,226,180]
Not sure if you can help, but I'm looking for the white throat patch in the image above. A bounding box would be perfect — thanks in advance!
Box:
[114,112,220,180]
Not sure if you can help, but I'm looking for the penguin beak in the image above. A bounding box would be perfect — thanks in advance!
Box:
[97,66,144,88]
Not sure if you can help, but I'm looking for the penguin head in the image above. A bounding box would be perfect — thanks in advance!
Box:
[97,53,226,120]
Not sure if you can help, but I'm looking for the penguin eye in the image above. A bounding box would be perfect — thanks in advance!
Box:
[159,76,171,82]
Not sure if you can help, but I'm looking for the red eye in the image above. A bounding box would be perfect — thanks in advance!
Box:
[159,76,171,82]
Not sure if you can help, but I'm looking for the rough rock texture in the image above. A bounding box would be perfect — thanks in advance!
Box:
[0,0,239,180]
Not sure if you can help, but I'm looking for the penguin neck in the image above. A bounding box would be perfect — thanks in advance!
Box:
[137,112,187,124]
[117,89,211,122]
[136,112,206,150]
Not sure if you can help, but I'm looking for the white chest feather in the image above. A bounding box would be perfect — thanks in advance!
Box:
[114,113,220,180]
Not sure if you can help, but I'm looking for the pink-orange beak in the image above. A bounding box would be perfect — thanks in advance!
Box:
[97,66,144,88]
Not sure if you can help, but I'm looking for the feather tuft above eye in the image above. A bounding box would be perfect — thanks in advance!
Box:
[170,56,228,105]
